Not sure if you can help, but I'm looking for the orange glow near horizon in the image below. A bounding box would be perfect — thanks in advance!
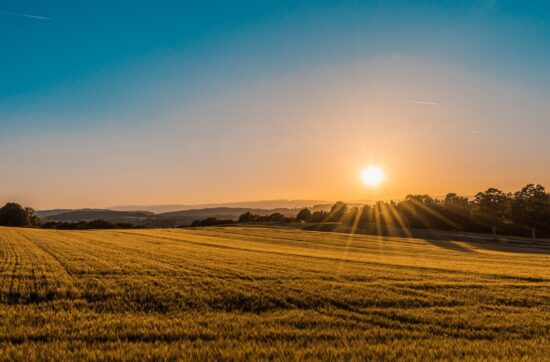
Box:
[1,59,550,210]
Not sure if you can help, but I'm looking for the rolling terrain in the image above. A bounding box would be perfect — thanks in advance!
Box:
[1,226,549,360]
[109,199,329,213]
[36,207,306,227]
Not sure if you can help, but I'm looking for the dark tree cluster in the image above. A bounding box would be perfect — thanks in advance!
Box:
[190,217,235,227]
[238,212,293,224]
[41,219,135,230]
[0,203,37,227]
[278,184,550,238]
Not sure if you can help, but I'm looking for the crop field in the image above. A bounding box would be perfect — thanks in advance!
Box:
[0,226,549,360]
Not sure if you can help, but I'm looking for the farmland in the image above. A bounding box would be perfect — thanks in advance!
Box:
[1,226,550,360]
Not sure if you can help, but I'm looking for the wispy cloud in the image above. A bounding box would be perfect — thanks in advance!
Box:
[0,11,50,20]
[405,100,440,106]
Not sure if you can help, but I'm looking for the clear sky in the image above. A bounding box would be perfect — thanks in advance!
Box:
[1,0,550,209]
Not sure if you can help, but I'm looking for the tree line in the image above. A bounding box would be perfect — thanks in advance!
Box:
[192,184,550,239]
[2,183,549,237]
[41,220,136,230]
[0,203,135,229]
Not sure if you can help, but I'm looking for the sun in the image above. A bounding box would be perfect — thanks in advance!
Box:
[361,166,384,186]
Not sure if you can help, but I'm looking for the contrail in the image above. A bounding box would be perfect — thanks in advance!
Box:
[405,100,440,106]
[0,11,50,20]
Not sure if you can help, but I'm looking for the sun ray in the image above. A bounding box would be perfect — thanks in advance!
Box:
[385,202,413,239]
[406,198,460,230]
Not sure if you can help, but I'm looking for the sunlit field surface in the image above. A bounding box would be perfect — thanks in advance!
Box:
[1,226,550,360]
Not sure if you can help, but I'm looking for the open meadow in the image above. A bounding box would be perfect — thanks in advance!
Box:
[1,226,550,360]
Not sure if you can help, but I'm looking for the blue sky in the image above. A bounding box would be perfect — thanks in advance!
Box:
[2,1,550,207]
[2,1,549,133]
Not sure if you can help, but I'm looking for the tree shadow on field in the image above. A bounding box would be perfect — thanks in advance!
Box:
[410,230,550,255]
[306,223,550,255]
[423,239,475,253]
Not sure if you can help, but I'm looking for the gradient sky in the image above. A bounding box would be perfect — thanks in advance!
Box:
[2,0,550,209]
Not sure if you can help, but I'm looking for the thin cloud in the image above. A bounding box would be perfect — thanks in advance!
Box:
[405,100,440,106]
[0,11,50,20]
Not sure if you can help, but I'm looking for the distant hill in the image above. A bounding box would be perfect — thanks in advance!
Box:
[41,209,154,222]
[36,206,303,227]
[145,207,301,227]
[109,199,327,213]
[158,207,298,218]
[35,200,375,227]
[35,209,72,218]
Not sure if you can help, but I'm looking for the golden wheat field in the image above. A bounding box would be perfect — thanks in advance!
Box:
[0,226,549,361]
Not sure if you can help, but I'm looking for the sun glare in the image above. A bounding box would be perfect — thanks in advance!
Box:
[361,166,384,187]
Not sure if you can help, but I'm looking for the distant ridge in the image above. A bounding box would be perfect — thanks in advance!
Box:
[35,206,307,227]
[37,209,154,222]
[33,209,72,218]
[108,199,328,213]
[32,200,390,227]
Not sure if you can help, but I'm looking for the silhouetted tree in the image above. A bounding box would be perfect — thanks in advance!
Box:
[370,201,389,226]
[472,188,511,235]
[191,217,234,227]
[399,195,447,229]
[238,212,256,223]
[511,184,550,238]
[0,203,33,227]
[328,201,348,222]
[296,208,312,222]
[355,205,372,227]
[444,193,469,210]
[268,213,285,223]
[442,193,472,230]
[310,210,329,223]
[341,206,358,226]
